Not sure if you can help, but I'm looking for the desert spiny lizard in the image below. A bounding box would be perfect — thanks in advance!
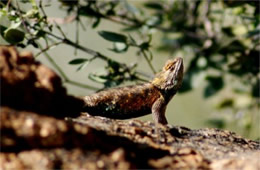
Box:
[82,57,184,125]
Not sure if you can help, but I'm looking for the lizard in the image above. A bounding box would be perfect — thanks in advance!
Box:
[82,57,184,125]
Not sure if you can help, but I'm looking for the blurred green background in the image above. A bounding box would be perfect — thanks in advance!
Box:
[0,0,259,139]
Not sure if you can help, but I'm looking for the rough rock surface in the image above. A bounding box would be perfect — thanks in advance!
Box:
[0,46,84,118]
[1,46,259,170]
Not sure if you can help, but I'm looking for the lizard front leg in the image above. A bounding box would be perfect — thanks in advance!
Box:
[151,96,168,125]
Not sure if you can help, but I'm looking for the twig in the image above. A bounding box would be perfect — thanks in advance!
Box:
[39,43,99,91]
[39,0,52,32]
[74,6,80,55]
[78,17,86,31]
[54,21,67,38]
[16,0,32,36]
[6,0,12,10]
[35,41,62,57]
[141,50,156,74]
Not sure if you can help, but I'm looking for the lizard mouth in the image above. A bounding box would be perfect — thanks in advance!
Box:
[170,57,184,89]
[174,57,183,73]
[174,58,183,77]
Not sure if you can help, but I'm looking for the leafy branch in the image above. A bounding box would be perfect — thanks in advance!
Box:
[0,0,155,89]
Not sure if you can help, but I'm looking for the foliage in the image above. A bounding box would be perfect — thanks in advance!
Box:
[0,0,259,138]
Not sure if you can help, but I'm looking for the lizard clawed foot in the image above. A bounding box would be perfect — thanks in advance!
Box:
[154,123,167,144]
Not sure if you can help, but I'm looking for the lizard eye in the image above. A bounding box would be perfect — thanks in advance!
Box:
[168,64,176,71]
[164,61,174,70]
[165,65,171,70]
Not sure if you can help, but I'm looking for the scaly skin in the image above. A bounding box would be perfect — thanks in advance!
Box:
[83,57,184,125]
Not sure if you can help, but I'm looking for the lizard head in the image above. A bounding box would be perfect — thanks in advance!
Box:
[152,57,184,92]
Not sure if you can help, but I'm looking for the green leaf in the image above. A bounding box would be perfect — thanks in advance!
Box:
[76,61,89,71]
[217,99,234,109]
[252,78,260,98]
[123,1,140,15]
[0,25,7,36]
[98,31,127,43]
[89,73,107,83]
[206,119,226,129]
[35,30,46,37]
[146,15,162,26]
[27,39,38,48]
[68,58,88,65]
[140,42,150,50]
[247,29,260,38]
[144,2,163,10]
[92,17,101,28]
[204,76,224,98]
[4,28,25,44]
[23,9,39,18]
[109,42,128,53]
[10,21,22,29]
[20,0,30,3]
[122,25,142,32]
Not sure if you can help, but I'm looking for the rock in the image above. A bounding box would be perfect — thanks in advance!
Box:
[0,46,84,118]
[0,46,259,169]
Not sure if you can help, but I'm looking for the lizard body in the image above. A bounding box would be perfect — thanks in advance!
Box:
[83,57,184,125]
